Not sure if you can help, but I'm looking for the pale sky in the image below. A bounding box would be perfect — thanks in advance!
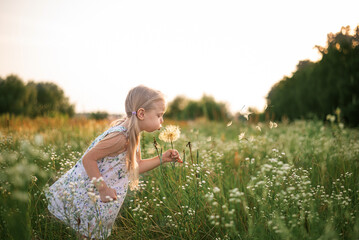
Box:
[1,0,358,114]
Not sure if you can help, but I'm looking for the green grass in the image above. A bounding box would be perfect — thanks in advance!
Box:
[0,117,358,239]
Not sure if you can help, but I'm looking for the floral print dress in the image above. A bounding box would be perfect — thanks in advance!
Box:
[45,125,130,239]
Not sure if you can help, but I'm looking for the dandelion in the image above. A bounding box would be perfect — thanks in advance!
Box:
[159,125,181,166]
[159,125,181,144]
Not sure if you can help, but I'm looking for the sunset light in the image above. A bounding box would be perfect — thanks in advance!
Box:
[0,0,358,114]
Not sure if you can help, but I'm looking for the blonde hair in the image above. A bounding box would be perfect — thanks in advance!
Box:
[111,85,165,191]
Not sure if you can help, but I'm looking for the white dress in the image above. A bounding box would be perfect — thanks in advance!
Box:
[45,125,130,239]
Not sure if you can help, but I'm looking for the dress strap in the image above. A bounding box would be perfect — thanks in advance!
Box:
[106,125,128,136]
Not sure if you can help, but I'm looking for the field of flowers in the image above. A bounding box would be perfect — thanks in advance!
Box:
[0,116,358,239]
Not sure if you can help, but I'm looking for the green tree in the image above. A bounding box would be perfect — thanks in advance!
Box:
[36,82,70,116]
[165,95,188,120]
[89,111,109,120]
[200,95,229,121]
[266,25,359,126]
[0,75,27,115]
[166,94,230,121]
[0,75,75,117]
[24,82,38,117]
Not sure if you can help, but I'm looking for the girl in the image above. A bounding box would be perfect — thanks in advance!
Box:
[45,85,182,239]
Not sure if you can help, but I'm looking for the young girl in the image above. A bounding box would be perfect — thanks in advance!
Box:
[45,85,182,239]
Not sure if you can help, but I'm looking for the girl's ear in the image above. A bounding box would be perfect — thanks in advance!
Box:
[137,108,145,120]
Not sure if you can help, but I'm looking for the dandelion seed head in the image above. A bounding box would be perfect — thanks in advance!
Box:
[158,125,181,143]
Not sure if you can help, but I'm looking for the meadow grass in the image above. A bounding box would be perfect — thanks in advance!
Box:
[0,116,358,239]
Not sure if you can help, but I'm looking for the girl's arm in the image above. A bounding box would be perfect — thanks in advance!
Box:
[82,132,127,191]
[137,149,182,174]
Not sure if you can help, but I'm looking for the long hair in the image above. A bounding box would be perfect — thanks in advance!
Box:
[111,85,164,191]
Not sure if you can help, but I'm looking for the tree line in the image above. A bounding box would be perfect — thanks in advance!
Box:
[165,95,231,121]
[3,25,357,125]
[0,74,232,121]
[0,75,75,117]
[266,25,359,126]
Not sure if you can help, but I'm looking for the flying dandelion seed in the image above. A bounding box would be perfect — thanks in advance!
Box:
[269,121,278,129]
[238,106,252,120]
[243,112,252,120]
[226,121,232,127]
[256,125,261,132]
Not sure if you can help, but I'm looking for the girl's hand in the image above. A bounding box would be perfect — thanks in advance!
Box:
[99,186,117,203]
[162,149,183,163]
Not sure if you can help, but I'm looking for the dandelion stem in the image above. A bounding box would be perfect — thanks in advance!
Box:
[196,149,199,165]
[170,140,175,169]
[153,137,162,167]
[186,141,194,165]
[182,149,186,164]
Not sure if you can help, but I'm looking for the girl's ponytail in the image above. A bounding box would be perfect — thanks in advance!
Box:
[123,85,165,191]
[126,112,140,191]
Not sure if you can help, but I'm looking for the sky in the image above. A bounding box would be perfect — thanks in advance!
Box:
[0,0,358,115]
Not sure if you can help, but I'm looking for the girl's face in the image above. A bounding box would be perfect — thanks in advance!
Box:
[139,100,166,132]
